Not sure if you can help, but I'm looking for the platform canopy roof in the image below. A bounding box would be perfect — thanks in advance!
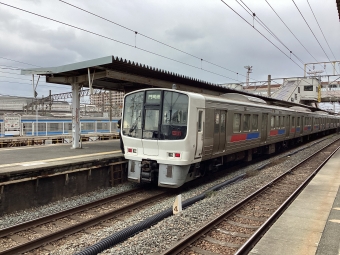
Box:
[22,55,324,112]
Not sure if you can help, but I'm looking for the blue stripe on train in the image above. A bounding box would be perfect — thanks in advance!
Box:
[278,129,285,135]
[246,132,260,139]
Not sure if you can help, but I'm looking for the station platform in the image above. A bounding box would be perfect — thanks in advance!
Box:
[0,139,126,214]
[250,148,340,255]
[0,139,123,183]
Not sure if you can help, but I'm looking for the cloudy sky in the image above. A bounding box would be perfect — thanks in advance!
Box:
[0,0,339,98]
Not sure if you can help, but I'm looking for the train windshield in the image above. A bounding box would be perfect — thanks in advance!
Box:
[122,90,188,140]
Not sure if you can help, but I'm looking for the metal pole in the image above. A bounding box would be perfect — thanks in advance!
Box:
[71,83,81,149]
[109,91,112,133]
[267,75,271,98]
[49,90,52,113]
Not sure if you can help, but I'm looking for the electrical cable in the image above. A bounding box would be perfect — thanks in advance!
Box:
[220,0,304,71]
[306,0,337,60]
[236,0,305,65]
[59,0,253,82]
[291,0,331,62]
[264,0,324,70]
[0,75,32,81]
[0,80,69,89]
[0,2,242,83]
[0,57,42,67]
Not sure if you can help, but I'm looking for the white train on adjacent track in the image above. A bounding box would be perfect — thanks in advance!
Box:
[121,88,340,188]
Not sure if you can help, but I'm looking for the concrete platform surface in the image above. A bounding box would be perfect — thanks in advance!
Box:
[0,140,122,175]
[250,148,340,255]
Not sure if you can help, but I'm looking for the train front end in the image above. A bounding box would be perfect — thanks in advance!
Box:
[121,89,196,188]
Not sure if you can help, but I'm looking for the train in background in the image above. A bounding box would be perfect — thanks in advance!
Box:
[121,88,340,188]
[0,117,119,137]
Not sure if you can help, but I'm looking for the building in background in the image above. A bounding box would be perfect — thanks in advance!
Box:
[90,90,124,117]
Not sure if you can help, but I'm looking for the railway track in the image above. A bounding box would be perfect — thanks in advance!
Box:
[161,139,340,255]
[0,187,171,255]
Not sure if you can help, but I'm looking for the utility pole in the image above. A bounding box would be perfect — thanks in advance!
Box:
[109,91,112,121]
[267,75,271,98]
[244,66,252,88]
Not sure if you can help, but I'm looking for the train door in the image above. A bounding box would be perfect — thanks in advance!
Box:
[195,109,204,158]
[212,110,220,154]
[218,111,226,152]
[261,113,268,142]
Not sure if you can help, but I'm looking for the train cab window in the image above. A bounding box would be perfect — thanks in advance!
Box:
[252,114,258,131]
[161,91,188,140]
[243,114,250,132]
[122,91,144,138]
[270,116,275,129]
[220,113,226,133]
[233,113,241,133]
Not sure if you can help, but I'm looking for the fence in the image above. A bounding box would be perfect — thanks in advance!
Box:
[0,119,119,137]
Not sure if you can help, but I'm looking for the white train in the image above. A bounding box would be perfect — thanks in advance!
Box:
[121,88,340,188]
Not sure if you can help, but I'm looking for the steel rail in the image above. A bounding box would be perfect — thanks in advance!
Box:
[234,143,340,255]
[161,138,340,255]
[0,190,169,255]
[0,187,142,238]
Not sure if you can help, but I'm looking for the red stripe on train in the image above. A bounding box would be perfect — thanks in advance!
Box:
[230,134,247,142]
[269,129,278,136]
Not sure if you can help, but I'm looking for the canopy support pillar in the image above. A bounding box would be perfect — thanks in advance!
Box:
[71,83,82,149]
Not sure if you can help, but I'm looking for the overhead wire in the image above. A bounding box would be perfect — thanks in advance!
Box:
[0,80,70,90]
[0,57,42,67]
[0,75,32,81]
[291,0,331,62]
[306,0,337,60]
[264,0,323,70]
[220,0,304,72]
[0,2,244,84]
[58,0,253,82]
[223,0,332,88]
[236,0,305,65]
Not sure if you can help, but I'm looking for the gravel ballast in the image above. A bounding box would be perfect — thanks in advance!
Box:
[0,134,337,255]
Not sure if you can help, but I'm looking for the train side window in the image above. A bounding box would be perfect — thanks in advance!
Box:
[214,113,220,134]
[292,117,295,127]
[233,113,241,133]
[280,116,284,128]
[220,113,226,133]
[286,116,290,128]
[275,116,279,129]
[198,111,203,132]
[270,116,275,129]
[297,117,301,127]
[243,114,250,132]
[252,114,258,131]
